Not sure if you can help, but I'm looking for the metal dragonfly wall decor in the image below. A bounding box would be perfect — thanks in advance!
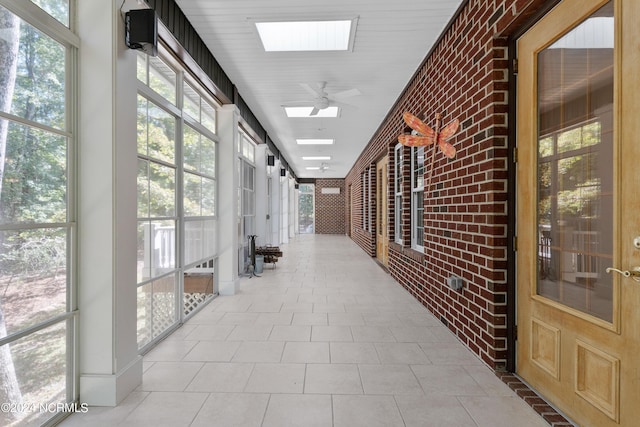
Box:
[398,111,460,194]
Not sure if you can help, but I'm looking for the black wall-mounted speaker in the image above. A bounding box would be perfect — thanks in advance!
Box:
[267,155,275,166]
[280,168,286,177]
[125,9,158,56]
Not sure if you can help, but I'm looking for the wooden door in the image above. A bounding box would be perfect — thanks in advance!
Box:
[516,0,640,425]
[376,156,389,265]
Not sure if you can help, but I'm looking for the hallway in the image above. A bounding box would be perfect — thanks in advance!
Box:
[60,235,548,427]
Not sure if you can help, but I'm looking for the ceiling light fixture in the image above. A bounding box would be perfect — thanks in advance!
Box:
[255,19,357,52]
[302,156,331,160]
[296,139,334,145]
[306,167,321,170]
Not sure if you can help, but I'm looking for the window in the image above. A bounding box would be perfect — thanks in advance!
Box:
[136,94,178,349]
[394,144,403,244]
[411,146,425,250]
[362,171,368,230]
[136,49,220,348]
[298,184,315,233]
[238,131,256,272]
[183,79,216,134]
[0,3,77,425]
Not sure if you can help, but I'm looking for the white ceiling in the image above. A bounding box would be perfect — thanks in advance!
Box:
[174,0,465,178]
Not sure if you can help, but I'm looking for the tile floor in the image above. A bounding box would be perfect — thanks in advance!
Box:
[60,234,549,427]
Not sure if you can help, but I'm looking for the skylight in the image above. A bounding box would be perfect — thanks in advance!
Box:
[284,106,340,118]
[297,139,335,145]
[255,19,356,52]
[303,156,331,160]
[306,167,321,170]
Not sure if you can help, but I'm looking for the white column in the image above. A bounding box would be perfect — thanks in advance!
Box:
[76,0,141,406]
[217,105,240,295]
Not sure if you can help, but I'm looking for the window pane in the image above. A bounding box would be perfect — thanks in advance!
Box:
[183,125,200,172]
[183,82,200,121]
[0,7,66,130]
[0,120,67,224]
[201,135,216,176]
[137,159,150,218]
[148,56,176,105]
[184,220,217,265]
[183,172,201,217]
[149,162,175,217]
[29,0,69,27]
[137,220,176,279]
[413,147,424,189]
[414,190,424,246]
[202,177,216,216]
[184,220,204,265]
[137,96,148,156]
[0,320,68,426]
[137,98,176,179]
[0,228,66,336]
[137,282,152,348]
[152,274,176,339]
[536,2,614,321]
[137,52,148,84]
[203,219,217,258]
[202,101,216,133]
[147,103,176,164]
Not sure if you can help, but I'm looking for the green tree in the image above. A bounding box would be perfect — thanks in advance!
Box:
[0,7,24,421]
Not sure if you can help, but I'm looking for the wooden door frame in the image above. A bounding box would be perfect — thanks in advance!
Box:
[375,155,389,266]
[506,0,563,373]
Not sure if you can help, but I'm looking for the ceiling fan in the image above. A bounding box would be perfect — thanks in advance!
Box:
[284,81,361,116]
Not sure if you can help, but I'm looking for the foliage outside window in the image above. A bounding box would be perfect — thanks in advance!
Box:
[411,146,425,250]
[183,80,217,134]
[0,4,75,426]
[29,0,69,27]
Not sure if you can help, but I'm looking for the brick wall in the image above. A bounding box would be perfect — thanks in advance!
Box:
[315,179,346,234]
[344,0,550,370]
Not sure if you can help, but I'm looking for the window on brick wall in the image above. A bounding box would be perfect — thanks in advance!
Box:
[394,144,403,244]
[367,167,372,232]
[411,146,425,251]
[362,171,368,230]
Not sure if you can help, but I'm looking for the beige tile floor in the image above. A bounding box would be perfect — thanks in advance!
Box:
[60,234,548,427]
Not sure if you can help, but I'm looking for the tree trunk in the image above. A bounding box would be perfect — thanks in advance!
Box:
[0,8,24,423]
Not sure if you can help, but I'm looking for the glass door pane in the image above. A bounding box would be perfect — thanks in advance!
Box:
[536,2,614,321]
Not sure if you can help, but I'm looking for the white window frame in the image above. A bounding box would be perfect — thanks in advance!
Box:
[395,144,405,244]
[411,146,425,251]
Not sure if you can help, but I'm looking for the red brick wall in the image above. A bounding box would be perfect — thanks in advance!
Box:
[315,179,346,234]
[344,0,550,370]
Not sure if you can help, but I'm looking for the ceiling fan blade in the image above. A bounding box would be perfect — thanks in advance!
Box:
[330,99,354,109]
[300,82,326,97]
[330,88,361,99]
[309,107,320,116]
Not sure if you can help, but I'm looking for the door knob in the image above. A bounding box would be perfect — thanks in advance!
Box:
[605,267,640,282]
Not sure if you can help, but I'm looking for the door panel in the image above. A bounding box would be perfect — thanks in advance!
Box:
[516,0,640,425]
[376,156,389,265]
